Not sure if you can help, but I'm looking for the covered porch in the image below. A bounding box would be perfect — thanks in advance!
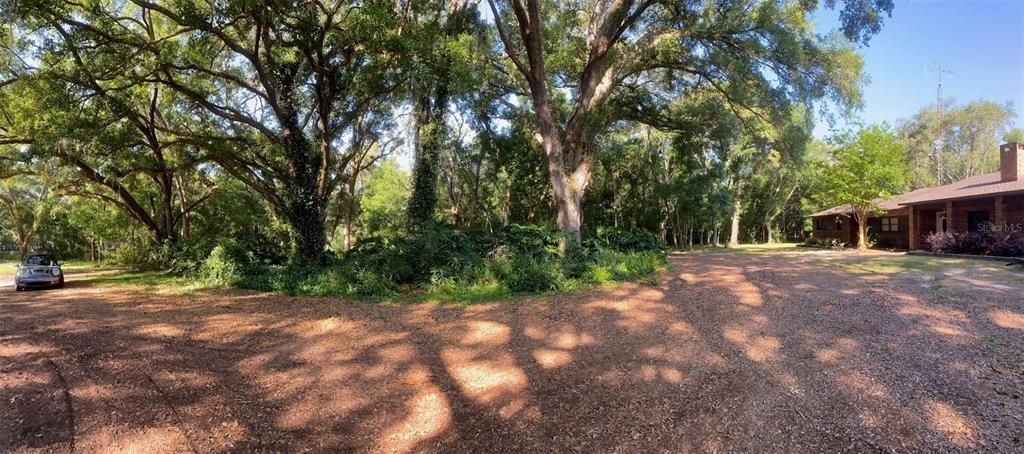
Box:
[905,195,1021,249]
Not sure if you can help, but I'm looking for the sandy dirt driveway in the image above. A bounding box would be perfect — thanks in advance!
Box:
[2,251,1023,453]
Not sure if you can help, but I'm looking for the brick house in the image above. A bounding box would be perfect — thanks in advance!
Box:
[810,142,1024,249]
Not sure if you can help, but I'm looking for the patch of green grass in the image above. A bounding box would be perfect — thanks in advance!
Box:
[386,274,656,307]
[61,260,106,271]
[384,266,666,306]
[830,256,971,274]
[823,254,1024,285]
[677,243,803,256]
[416,281,514,305]
[76,271,216,295]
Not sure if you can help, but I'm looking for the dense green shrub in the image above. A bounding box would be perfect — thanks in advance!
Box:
[344,222,482,285]
[345,236,415,282]
[560,247,595,279]
[224,263,396,298]
[586,227,663,252]
[235,269,275,291]
[407,223,482,283]
[585,249,666,281]
[111,226,287,275]
[112,241,173,271]
[490,254,566,293]
[489,224,561,259]
[348,270,401,297]
[166,241,213,274]
[209,223,668,300]
[613,250,665,279]
[199,245,243,286]
[582,263,615,284]
[233,227,290,266]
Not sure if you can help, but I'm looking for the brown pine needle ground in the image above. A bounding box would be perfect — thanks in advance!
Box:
[2,247,1022,452]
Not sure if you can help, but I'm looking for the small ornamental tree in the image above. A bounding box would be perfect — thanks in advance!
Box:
[818,125,907,249]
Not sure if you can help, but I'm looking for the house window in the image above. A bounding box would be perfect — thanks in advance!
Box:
[881,217,899,232]
[868,218,882,232]
[967,211,990,233]
[835,218,843,231]
[814,219,827,231]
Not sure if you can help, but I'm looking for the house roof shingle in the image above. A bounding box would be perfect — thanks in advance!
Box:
[808,187,933,217]
[895,171,1024,205]
[808,172,1024,218]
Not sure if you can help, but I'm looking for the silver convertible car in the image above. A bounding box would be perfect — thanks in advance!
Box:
[14,253,64,291]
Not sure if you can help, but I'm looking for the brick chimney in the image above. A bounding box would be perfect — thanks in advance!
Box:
[1000,142,1024,182]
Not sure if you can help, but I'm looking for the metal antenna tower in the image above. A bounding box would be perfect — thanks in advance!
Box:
[927,63,954,184]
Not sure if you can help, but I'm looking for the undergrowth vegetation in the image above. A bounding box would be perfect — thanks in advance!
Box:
[803,237,846,248]
[198,224,667,300]
[922,230,1024,257]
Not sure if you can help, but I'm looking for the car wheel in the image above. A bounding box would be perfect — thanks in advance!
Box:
[15,285,22,292]
[56,277,65,289]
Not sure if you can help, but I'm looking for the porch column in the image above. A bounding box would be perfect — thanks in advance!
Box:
[946,201,954,232]
[908,205,918,250]
[995,196,1005,228]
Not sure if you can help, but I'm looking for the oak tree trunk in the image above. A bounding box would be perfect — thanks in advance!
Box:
[288,204,327,262]
[728,197,741,248]
[535,108,589,249]
[175,174,191,241]
[407,3,469,227]
[158,173,175,244]
[279,106,328,263]
[343,178,358,252]
[408,83,449,226]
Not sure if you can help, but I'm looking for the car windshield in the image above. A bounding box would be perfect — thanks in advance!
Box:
[23,255,56,266]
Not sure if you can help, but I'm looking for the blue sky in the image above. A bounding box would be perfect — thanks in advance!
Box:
[813,0,1024,138]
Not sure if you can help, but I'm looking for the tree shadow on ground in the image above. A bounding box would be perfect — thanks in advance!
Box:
[1,251,1022,452]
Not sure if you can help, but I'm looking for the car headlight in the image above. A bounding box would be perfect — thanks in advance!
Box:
[15,268,24,277]
[51,267,62,277]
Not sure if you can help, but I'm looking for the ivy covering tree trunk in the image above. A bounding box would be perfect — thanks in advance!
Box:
[406,0,473,228]
[408,84,449,226]
[278,109,330,262]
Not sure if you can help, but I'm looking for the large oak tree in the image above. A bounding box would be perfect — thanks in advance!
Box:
[485,0,892,246]
[11,0,407,262]
[136,0,404,262]
[3,2,217,246]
